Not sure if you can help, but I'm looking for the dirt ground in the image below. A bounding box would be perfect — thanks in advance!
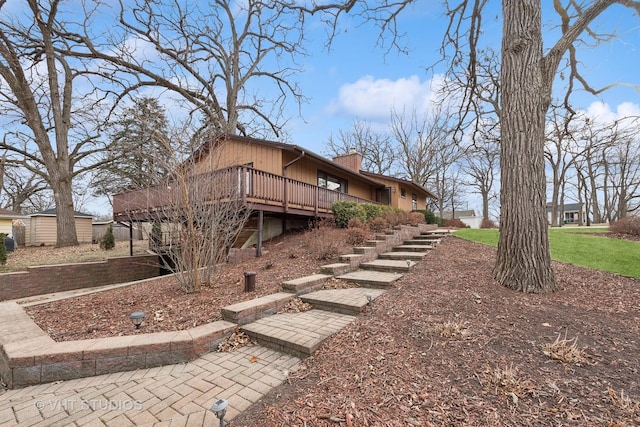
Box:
[20,230,640,425]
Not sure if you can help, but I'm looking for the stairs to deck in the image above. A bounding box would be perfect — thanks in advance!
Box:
[233,227,450,359]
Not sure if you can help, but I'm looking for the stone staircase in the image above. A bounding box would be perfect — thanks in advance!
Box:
[221,226,449,359]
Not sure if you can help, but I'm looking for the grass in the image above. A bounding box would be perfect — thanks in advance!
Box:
[454,227,640,279]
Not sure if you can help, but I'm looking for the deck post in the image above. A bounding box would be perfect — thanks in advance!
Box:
[128,222,133,256]
[256,210,263,257]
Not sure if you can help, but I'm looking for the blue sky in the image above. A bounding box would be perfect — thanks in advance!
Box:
[282,1,639,157]
[3,1,637,216]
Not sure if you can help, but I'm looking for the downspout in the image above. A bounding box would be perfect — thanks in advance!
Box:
[282,150,306,177]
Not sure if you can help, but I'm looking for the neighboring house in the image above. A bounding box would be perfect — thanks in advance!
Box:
[27,209,93,246]
[546,203,586,225]
[0,209,28,238]
[112,134,437,248]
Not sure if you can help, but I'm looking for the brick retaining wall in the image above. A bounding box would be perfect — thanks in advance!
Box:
[0,255,161,302]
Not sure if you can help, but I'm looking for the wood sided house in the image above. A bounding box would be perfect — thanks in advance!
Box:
[112,135,436,250]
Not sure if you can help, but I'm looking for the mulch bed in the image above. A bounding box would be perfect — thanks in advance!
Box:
[21,231,640,425]
[24,228,354,341]
[232,237,640,426]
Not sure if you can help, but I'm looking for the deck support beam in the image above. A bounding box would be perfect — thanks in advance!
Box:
[257,210,263,257]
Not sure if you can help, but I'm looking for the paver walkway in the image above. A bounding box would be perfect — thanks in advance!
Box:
[0,345,298,426]
[0,226,450,425]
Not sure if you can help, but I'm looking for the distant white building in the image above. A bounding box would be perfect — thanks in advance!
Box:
[441,210,482,228]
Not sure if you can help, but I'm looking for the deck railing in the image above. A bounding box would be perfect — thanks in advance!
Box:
[113,165,379,220]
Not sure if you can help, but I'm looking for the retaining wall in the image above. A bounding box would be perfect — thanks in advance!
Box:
[0,254,161,302]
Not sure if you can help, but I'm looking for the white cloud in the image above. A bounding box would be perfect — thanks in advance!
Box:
[584,101,640,124]
[327,74,445,119]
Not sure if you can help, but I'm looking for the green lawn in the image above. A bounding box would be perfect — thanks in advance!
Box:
[454,228,640,279]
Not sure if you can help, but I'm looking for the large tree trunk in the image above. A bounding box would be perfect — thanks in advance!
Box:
[51,167,79,247]
[493,0,556,293]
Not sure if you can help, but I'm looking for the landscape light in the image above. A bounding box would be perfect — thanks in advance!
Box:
[365,293,373,306]
[211,398,229,427]
[130,312,145,329]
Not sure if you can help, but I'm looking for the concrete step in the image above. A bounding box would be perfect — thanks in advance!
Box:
[378,251,428,261]
[360,259,416,273]
[300,288,386,315]
[336,270,403,289]
[392,244,433,252]
[282,274,332,295]
[421,230,451,237]
[241,310,355,358]
[404,239,438,245]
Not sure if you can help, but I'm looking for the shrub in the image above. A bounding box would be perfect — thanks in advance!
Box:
[346,227,369,245]
[368,217,388,233]
[444,218,466,228]
[303,226,343,260]
[610,216,640,236]
[332,201,367,228]
[0,233,6,266]
[480,218,498,229]
[99,225,116,250]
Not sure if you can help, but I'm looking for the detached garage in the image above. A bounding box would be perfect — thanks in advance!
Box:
[27,209,93,246]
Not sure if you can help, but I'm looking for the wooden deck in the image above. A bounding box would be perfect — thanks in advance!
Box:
[113,165,379,222]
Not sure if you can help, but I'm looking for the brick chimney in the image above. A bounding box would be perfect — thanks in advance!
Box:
[332,150,362,172]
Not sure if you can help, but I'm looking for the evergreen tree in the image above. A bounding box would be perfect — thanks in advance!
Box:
[99,225,116,250]
[0,233,7,266]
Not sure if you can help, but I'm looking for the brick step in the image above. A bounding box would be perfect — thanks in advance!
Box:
[281,274,332,295]
[300,288,386,316]
[378,251,427,261]
[221,292,293,325]
[360,259,416,273]
[335,270,403,289]
[320,263,352,276]
[241,310,355,359]
[392,245,433,252]
[353,246,378,255]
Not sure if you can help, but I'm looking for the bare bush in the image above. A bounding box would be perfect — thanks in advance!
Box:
[480,218,497,229]
[610,216,640,236]
[444,218,466,228]
[346,228,369,245]
[368,217,388,233]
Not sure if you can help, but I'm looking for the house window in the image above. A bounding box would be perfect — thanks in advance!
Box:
[400,188,406,199]
[318,171,348,193]
[411,194,418,210]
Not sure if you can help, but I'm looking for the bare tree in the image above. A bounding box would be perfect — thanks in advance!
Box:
[0,0,119,246]
[463,127,499,221]
[544,104,585,227]
[603,117,640,220]
[390,106,455,188]
[120,126,252,293]
[324,118,396,174]
[70,0,306,139]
